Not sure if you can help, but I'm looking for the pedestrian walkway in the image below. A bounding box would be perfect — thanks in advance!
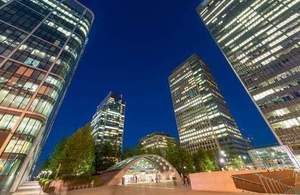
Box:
[12,181,46,195]
[126,181,179,189]
[66,185,252,195]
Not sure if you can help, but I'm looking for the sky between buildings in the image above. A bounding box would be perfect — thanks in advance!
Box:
[38,0,277,166]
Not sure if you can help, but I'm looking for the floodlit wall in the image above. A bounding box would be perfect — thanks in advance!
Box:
[189,170,266,192]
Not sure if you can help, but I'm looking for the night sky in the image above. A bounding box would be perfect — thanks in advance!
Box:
[38,0,278,167]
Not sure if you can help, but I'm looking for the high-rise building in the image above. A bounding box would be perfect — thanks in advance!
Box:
[197,1,300,154]
[139,132,176,151]
[0,0,93,191]
[91,91,125,151]
[169,54,250,155]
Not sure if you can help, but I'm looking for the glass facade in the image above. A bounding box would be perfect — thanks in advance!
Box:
[139,132,176,151]
[0,0,93,191]
[248,145,300,170]
[106,154,180,186]
[91,91,125,152]
[197,1,300,154]
[169,54,250,154]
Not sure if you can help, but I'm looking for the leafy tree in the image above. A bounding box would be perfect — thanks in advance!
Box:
[165,143,194,174]
[221,148,246,170]
[122,146,143,159]
[48,139,67,171]
[40,138,68,179]
[230,155,245,170]
[41,124,95,179]
[95,142,120,172]
[193,149,218,172]
[59,124,95,178]
[41,159,51,172]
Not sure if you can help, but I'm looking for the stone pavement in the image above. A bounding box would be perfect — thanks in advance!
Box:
[66,185,253,195]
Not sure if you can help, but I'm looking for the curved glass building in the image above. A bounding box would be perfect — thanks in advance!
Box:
[0,0,94,191]
[102,154,181,186]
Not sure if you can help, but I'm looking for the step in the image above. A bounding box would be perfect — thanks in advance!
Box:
[12,181,47,195]
[13,191,45,195]
[17,185,41,190]
[19,181,39,185]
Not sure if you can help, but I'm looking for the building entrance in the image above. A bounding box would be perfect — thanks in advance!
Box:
[121,158,175,185]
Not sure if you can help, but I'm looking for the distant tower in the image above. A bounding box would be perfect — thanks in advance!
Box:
[169,54,250,155]
[91,91,125,152]
[197,0,300,155]
[0,0,94,192]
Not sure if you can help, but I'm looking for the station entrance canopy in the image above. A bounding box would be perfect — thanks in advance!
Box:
[100,155,180,186]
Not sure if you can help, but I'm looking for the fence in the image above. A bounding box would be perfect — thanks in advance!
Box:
[232,171,296,194]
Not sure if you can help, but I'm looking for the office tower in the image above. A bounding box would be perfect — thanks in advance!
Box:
[0,0,94,191]
[197,1,300,154]
[169,54,250,155]
[139,132,176,151]
[91,91,125,152]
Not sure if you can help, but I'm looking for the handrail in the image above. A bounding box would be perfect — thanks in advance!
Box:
[231,176,262,186]
[257,173,294,194]
[232,173,296,194]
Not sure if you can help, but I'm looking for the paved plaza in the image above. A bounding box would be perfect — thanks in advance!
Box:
[67,185,252,195]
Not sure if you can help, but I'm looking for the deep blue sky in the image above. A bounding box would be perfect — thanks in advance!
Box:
[38,0,278,166]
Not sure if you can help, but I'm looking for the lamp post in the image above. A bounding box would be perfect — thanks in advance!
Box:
[219,150,227,170]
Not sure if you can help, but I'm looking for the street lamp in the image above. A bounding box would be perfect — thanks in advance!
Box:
[220,150,226,157]
[219,150,228,170]
[219,158,225,164]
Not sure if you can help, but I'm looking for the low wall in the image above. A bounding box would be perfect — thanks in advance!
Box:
[189,170,266,192]
[95,170,121,186]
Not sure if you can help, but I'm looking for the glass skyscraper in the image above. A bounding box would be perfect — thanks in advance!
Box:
[169,54,250,155]
[91,91,126,152]
[197,1,300,154]
[0,0,93,191]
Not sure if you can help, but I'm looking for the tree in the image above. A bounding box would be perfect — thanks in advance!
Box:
[193,149,218,172]
[59,124,95,178]
[221,148,246,170]
[49,139,67,172]
[41,124,95,179]
[40,138,68,179]
[95,142,120,172]
[122,146,143,159]
[165,143,194,174]
[230,155,245,170]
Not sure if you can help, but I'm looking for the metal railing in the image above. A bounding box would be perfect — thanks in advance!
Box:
[232,173,295,194]
[257,174,294,194]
